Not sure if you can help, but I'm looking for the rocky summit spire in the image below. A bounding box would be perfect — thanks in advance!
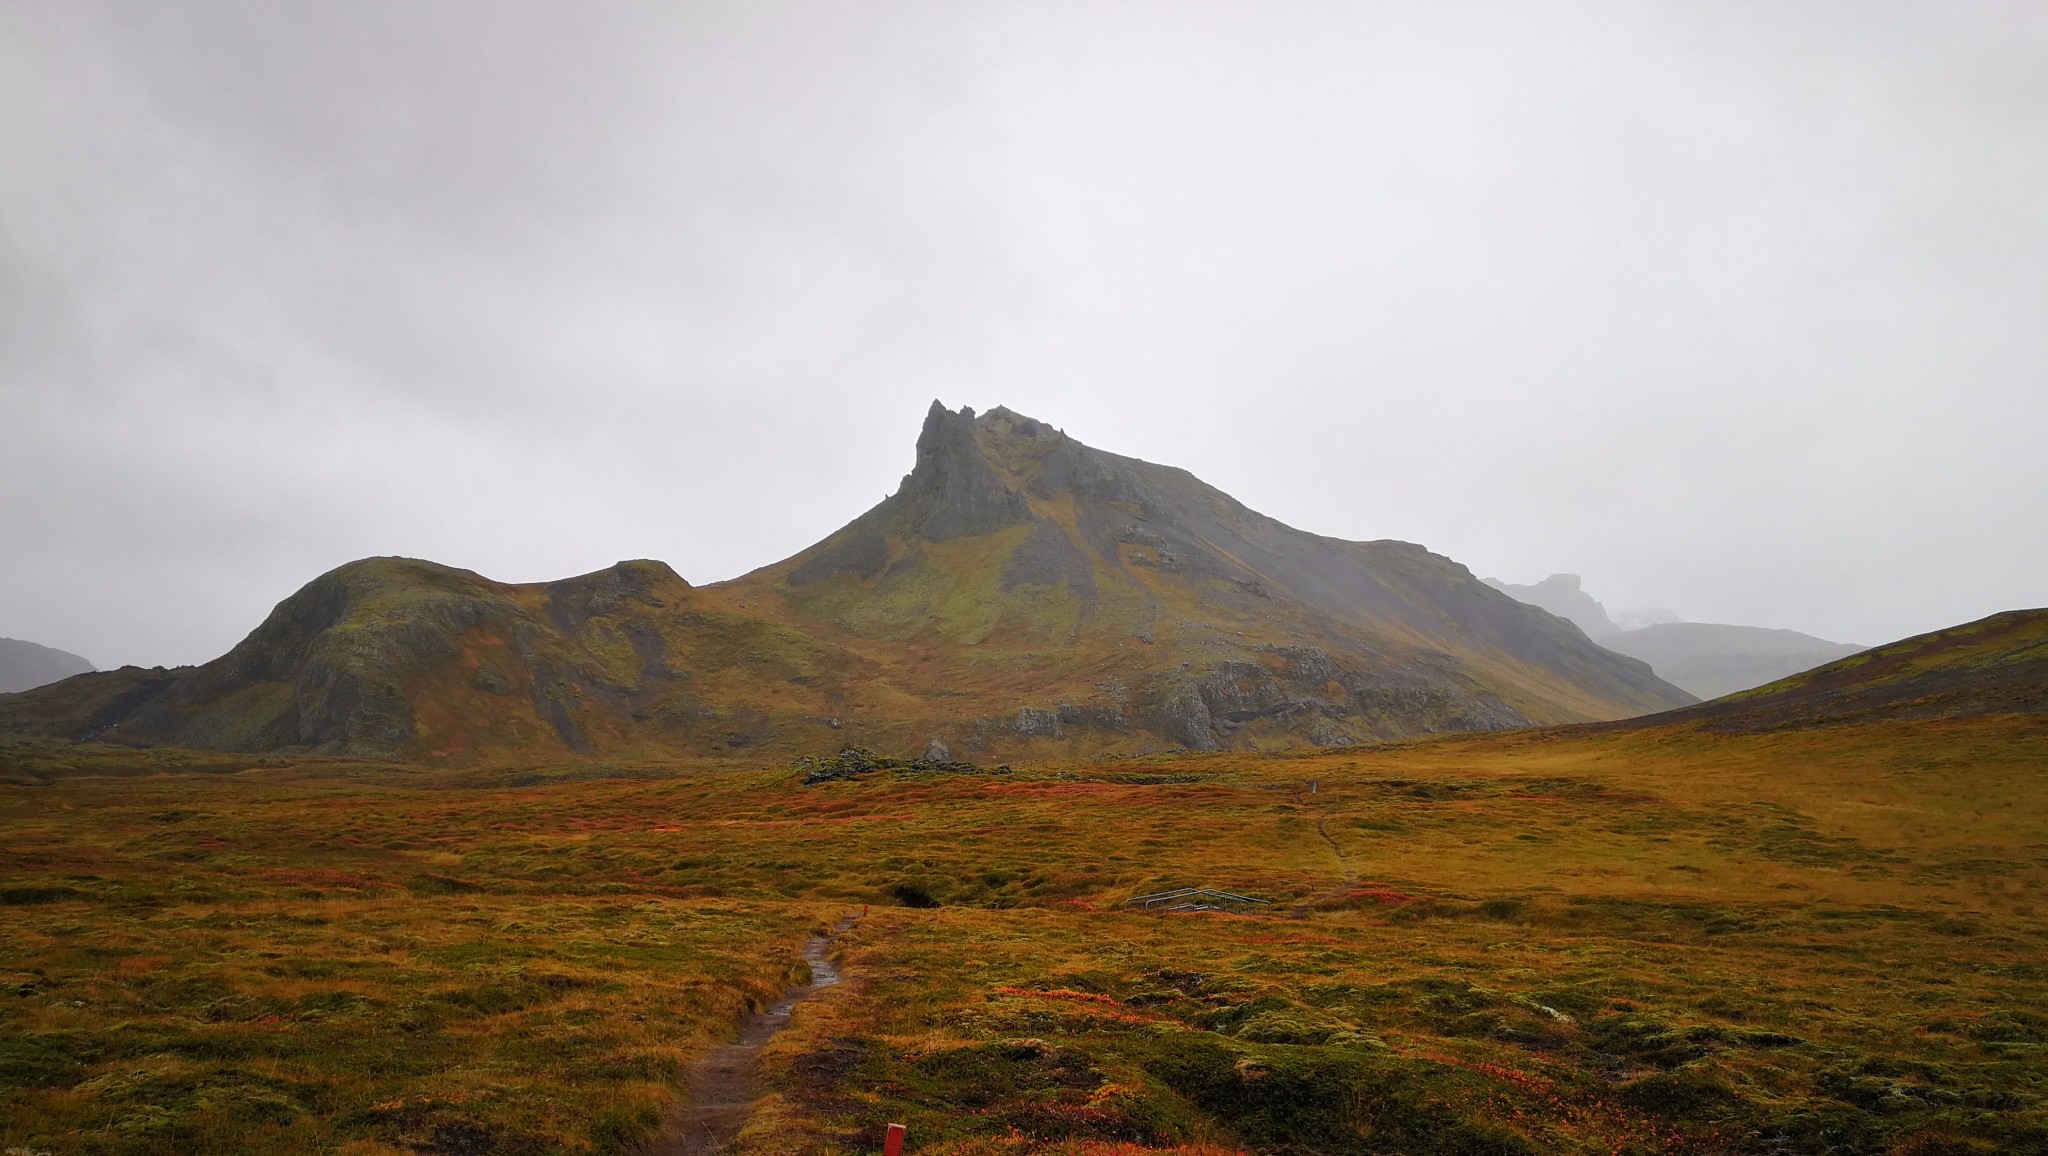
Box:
[894,401,1032,542]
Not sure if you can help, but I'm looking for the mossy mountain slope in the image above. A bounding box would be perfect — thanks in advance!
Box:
[0,402,1694,760]
[1627,606,2048,733]
[713,402,1690,755]
[0,557,876,759]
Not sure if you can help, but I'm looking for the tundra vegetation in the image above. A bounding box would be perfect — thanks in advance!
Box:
[2,710,2044,1154]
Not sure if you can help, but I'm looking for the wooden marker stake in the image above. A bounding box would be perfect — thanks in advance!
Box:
[883,1122,906,1156]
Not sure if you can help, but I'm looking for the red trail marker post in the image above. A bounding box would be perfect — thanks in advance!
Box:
[883,1122,906,1156]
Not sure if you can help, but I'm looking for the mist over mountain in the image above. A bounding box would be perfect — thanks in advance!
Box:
[1486,572,1864,700]
[1482,575,1618,639]
[0,403,1691,759]
[0,638,93,694]
[1622,608,2048,733]
[1602,623,1866,703]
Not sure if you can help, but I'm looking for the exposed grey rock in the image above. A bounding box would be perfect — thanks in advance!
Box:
[923,736,951,762]
[1024,433,1139,504]
[1193,662,1324,735]
[787,530,890,587]
[472,661,511,695]
[547,559,688,628]
[1011,706,1064,739]
[1140,675,1222,751]
[1001,519,1099,609]
[898,401,1033,542]
[1271,646,1340,686]
[1055,701,1134,734]
[1338,667,1528,735]
[1113,523,1181,570]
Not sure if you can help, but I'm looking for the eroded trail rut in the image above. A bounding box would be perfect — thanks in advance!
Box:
[651,926,847,1156]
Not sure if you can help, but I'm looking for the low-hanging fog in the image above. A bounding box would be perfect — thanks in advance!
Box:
[3,1,2045,668]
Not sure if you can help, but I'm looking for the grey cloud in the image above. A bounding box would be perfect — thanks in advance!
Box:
[2,1,2043,667]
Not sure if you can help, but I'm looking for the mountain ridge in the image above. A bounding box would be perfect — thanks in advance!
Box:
[0,637,94,695]
[0,402,1695,759]
[1486,571,1869,698]
[1600,621,1866,701]
[1619,607,2048,733]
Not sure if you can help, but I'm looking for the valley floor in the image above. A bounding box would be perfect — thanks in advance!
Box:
[2,715,2045,1154]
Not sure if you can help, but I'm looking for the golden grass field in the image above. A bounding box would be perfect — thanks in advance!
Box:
[3,711,2044,1154]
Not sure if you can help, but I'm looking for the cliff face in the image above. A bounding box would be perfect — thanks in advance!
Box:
[0,402,1693,759]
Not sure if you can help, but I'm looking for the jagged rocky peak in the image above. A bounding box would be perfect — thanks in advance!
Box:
[783,401,1103,587]
[895,401,1034,542]
[846,400,1153,548]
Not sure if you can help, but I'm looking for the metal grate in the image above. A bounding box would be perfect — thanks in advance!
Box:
[1121,887,1270,914]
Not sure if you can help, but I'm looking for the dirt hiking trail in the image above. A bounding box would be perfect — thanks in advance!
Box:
[649,915,855,1155]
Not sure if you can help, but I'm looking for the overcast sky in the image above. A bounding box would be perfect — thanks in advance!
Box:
[4,1,2045,669]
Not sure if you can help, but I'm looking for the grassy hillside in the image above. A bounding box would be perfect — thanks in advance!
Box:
[0,558,889,762]
[3,707,2044,1154]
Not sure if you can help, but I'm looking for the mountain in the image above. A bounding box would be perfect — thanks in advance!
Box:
[1630,608,2048,733]
[0,402,1692,759]
[0,637,94,694]
[1486,572,1865,698]
[0,557,886,760]
[718,404,1690,750]
[1598,622,1865,701]
[1482,574,1618,638]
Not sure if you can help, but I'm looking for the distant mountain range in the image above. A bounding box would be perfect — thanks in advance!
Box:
[1624,608,2048,732]
[0,638,93,695]
[1484,574,1864,699]
[0,402,1692,760]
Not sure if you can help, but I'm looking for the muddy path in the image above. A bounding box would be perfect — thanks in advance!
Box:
[648,919,853,1156]
[1293,811,1360,916]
